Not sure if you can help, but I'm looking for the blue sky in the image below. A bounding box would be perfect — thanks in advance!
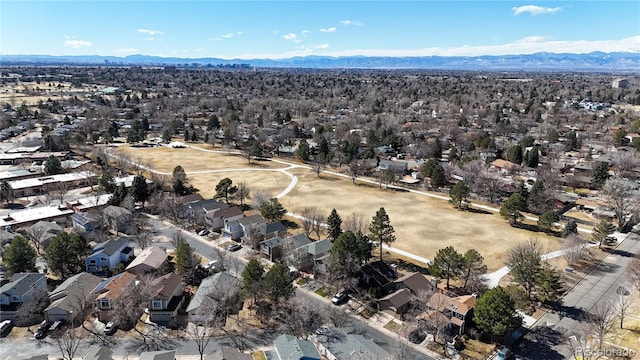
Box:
[1,1,639,59]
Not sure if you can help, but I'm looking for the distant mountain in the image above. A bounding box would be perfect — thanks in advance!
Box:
[1,52,639,71]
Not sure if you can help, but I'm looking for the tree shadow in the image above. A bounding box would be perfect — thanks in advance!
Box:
[515,326,567,360]
[548,303,586,321]
[465,207,492,215]
[590,262,620,275]
[281,219,299,230]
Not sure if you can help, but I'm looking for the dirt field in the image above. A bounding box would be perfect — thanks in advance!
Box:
[0,81,94,105]
[117,145,562,271]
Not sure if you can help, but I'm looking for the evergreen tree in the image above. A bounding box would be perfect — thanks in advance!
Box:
[591,161,610,189]
[507,145,523,164]
[474,287,522,338]
[562,219,578,238]
[537,210,559,232]
[43,155,62,175]
[260,198,287,223]
[296,139,311,161]
[592,220,616,249]
[500,193,526,224]
[215,178,237,204]
[45,233,89,279]
[449,181,470,209]
[330,230,371,277]
[431,246,464,290]
[430,164,447,188]
[535,266,563,303]
[0,181,14,204]
[99,172,116,193]
[369,207,396,261]
[326,208,343,241]
[242,258,265,305]
[4,235,37,275]
[264,263,294,303]
[175,237,200,284]
[131,175,149,204]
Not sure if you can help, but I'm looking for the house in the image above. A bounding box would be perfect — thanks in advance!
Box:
[360,260,397,291]
[102,206,133,234]
[238,215,267,243]
[263,221,287,240]
[186,272,240,324]
[266,334,322,360]
[90,272,137,321]
[205,206,244,229]
[490,159,518,174]
[82,345,113,360]
[313,328,390,360]
[25,220,62,248]
[392,272,433,296]
[280,234,313,269]
[208,347,253,360]
[303,239,333,272]
[186,199,228,222]
[378,159,408,173]
[125,246,169,277]
[71,211,102,232]
[0,273,47,321]
[287,237,332,272]
[222,214,264,241]
[138,350,176,360]
[259,237,283,262]
[85,238,133,274]
[377,288,412,315]
[147,273,184,324]
[45,272,102,323]
[423,293,477,335]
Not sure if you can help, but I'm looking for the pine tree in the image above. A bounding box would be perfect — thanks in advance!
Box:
[369,207,395,261]
[326,209,343,240]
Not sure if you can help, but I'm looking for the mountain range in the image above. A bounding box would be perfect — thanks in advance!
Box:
[2,52,639,72]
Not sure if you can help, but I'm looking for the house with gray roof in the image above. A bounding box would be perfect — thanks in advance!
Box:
[82,345,113,360]
[205,206,244,229]
[45,272,102,323]
[85,238,133,274]
[266,334,321,360]
[259,236,284,262]
[0,273,47,321]
[125,246,169,278]
[207,347,252,360]
[186,272,240,324]
[102,205,133,234]
[147,273,184,325]
[26,220,63,248]
[287,238,333,272]
[312,328,390,360]
[138,350,176,360]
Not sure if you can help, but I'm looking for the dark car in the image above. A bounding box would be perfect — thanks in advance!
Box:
[227,243,242,252]
[34,320,52,340]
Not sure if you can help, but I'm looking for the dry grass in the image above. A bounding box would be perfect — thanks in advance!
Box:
[117,146,565,271]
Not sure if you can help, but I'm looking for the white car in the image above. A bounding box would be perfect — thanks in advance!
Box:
[203,260,221,271]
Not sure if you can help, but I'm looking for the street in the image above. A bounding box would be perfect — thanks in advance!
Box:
[516,232,640,359]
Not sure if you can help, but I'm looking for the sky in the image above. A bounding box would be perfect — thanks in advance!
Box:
[1,1,639,59]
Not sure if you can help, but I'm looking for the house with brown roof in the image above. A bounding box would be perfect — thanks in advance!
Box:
[393,272,434,296]
[147,273,184,324]
[125,246,169,278]
[490,159,518,174]
[90,272,137,321]
[376,288,412,315]
[205,206,244,229]
[423,293,477,335]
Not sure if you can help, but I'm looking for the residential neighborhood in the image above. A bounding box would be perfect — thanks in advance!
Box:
[0,64,638,360]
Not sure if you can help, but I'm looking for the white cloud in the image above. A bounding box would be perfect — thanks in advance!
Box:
[64,39,92,49]
[144,37,155,41]
[236,32,243,36]
[137,28,164,35]
[301,30,310,35]
[340,20,363,26]
[221,33,234,39]
[314,43,330,49]
[319,27,337,33]
[115,47,138,54]
[228,36,640,59]
[512,5,562,15]
[283,33,297,40]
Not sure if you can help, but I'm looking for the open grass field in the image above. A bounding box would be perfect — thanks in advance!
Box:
[116,145,563,271]
[0,82,94,105]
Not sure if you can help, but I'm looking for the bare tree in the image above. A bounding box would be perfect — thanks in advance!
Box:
[184,323,213,360]
[252,191,270,210]
[627,256,640,292]
[584,301,615,351]
[25,224,48,255]
[611,151,639,179]
[300,207,321,238]
[601,177,638,230]
[327,307,351,328]
[15,287,49,327]
[613,287,635,329]
[348,160,361,184]
[563,233,590,266]
[52,327,83,360]
[343,212,370,235]
[505,237,544,300]
[236,181,250,206]
[279,298,325,339]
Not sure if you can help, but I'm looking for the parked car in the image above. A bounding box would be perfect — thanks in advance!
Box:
[34,320,53,339]
[198,229,210,236]
[227,243,242,252]
[103,321,117,336]
[203,260,222,272]
[0,320,12,336]
[331,291,349,305]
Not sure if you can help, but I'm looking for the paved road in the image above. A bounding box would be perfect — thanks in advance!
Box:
[516,232,640,360]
